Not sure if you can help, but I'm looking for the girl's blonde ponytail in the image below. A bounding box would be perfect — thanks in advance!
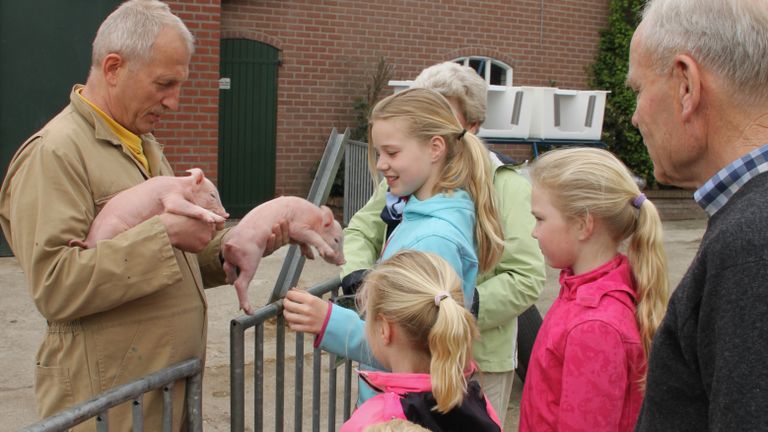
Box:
[358,250,478,412]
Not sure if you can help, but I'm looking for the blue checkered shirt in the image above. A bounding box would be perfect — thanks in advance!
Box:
[694,144,768,216]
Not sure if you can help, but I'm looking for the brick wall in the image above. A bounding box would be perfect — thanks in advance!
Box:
[158,0,221,182]
[220,0,610,197]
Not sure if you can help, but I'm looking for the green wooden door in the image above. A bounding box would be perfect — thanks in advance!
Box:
[218,39,279,218]
[0,1,122,256]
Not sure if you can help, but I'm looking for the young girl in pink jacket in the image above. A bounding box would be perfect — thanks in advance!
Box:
[519,148,669,431]
[339,250,502,432]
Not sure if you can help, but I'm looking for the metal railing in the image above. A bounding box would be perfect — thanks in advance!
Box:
[230,277,355,432]
[343,139,377,226]
[231,128,356,431]
[21,358,203,432]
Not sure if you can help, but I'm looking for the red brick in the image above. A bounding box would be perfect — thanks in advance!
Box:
[158,0,610,195]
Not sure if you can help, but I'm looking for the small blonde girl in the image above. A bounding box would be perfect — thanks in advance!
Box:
[340,250,502,432]
[520,148,669,431]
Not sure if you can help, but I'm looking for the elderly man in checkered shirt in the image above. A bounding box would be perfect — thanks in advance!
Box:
[627,0,768,431]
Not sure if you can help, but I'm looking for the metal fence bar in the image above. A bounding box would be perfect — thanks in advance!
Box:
[327,354,338,432]
[231,318,246,432]
[231,277,345,432]
[22,358,202,432]
[162,383,173,432]
[131,395,143,432]
[185,366,203,432]
[276,315,286,432]
[312,347,322,432]
[255,324,265,432]
[343,359,353,420]
[294,332,305,432]
[96,412,108,432]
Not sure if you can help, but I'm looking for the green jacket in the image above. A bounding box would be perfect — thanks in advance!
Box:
[342,157,546,372]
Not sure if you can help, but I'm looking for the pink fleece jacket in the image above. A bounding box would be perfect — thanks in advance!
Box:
[519,254,646,431]
[341,363,503,432]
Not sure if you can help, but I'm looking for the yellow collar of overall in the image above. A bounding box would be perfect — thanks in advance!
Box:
[76,89,150,174]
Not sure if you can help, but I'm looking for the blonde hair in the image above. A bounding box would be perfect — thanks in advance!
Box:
[367,88,504,272]
[358,250,479,413]
[412,62,488,125]
[529,148,669,359]
[92,0,194,68]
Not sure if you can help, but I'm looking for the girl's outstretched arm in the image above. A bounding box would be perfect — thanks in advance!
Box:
[283,288,381,368]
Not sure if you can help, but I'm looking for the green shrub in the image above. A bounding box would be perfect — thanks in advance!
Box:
[590,0,655,187]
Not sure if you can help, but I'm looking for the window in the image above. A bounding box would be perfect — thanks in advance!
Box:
[454,56,513,86]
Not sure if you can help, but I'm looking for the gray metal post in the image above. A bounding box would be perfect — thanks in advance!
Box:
[312,347,322,432]
[162,383,173,432]
[343,360,352,421]
[186,369,203,432]
[231,320,246,432]
[96,412,108,432]
[276,315,286,432]
[327,354,337,432]
[294,332,304,431]
[255,324,264,432]
[131,395,143,432]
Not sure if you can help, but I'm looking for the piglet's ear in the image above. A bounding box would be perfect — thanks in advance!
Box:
[320,205,334,227]
[186,168,205,185]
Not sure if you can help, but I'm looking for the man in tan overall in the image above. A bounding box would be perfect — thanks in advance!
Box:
[0,1,265,429]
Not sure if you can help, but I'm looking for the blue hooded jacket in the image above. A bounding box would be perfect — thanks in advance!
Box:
[317,189,478,404]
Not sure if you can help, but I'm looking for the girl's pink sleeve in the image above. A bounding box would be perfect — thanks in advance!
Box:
[558,320,628,431]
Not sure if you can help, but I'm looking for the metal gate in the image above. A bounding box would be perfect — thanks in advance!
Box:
[218,39,279,218]
[0,0,122,256]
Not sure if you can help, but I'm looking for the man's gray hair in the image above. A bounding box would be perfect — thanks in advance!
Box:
[92,0,194,67]
[412,62,488,125]
[641,0,768,103]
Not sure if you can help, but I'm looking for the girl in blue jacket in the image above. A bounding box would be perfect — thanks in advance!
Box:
[283,87,504,403]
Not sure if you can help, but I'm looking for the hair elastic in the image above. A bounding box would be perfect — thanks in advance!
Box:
[434,291,450,306]
[457,129,467,140]
[632,193,647,209]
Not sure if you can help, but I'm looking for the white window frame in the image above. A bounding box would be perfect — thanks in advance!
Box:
[453,56,513,87]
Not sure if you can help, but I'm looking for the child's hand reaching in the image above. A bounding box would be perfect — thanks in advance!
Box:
[283,288,331,334]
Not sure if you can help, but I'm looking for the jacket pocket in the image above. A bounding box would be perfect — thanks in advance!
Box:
[93,319,176,391]
[35,364,75,417]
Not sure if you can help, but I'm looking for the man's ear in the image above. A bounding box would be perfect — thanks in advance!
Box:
[429,135,447,162]
[102,53,124,86]
[673,54,701,123]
